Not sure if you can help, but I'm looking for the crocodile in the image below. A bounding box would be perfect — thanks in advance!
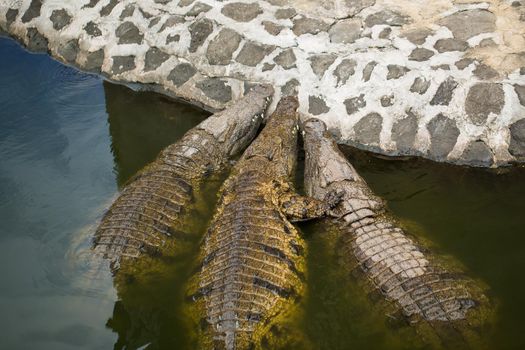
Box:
[302,118,494,348]
[93,85,273,272]
[187,97,341,350]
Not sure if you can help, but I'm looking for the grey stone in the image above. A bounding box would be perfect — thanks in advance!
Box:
[455,58,474,70]
[520,67,525,75]
[402,28,432,45]
[327,126,342,140]
[21,0,41,23]
[149,17,161,28]
[309,96,330,115]
[243,82,260,94]
[262,63,275,71]
[50,9,71,31]
[292,17,330,36]
[333,59,357,85]
[329,19,362,44]
[221,2,262,22]
[84,21,102,37]
[309,54,336,78]
[262,21,284,35]
[275,8,296,19]
[266,0,287,5]
[57,39,79,63]
[274,49,296,69]
[354,113,383,146]
[235,42,274,67]
[432,64,450,71]
[186,2,212,16]
[322,0,375,18]
[84,49,104,72]
[139,9,153,19]
[473,63,499,80]
[392,112,418,152]
[166,34,181,44]
[365,10,410,27]
[362,61,377,82]
[83,0,100,9]
[430,78,458,106]
[515,85,525,106]
[479,38,497,47]
[387,65,409,80]
[159,16,185,32]
[116,22,143,45]
[465,83,504,124]
[378,27,392,39]
[120,5,135,20]
[100,0,119,17]
[409,48,434,61]
[26,28,48,52]
[206,28,241,65]
[461,140,493,166]
[112,56,136,74]
[178,0,195,6]
[6,9,18,28]
[434,38,468,52]
[427,114,460,159]
[509,119,525,158]
[380,95,394,107]
[439,9,496,41]
[167,63,197,87]
[188,18,214,53]
[410,77,430,94]
[144,48,170,71]
[344,94,366,115]
[196,78,232,102]
[281,79,300,96]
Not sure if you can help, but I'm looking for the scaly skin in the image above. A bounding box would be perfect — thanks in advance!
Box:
[93,85,273,271]
[187,97,340,350]
[302,118,494,348]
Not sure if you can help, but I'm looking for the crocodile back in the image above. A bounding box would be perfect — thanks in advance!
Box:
[93,86,273,269]
[94,129,226,268]
[195,168,306,349]
[302,118,493,347]
[189,97,306,349]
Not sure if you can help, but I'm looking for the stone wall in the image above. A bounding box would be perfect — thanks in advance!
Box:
[1,0,524,167]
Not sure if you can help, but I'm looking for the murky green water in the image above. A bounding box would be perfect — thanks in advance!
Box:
[1,36,525,349]
[300,148,525,350]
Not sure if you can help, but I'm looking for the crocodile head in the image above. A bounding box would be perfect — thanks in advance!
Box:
[240,96,300,178]
[197,84,274,158]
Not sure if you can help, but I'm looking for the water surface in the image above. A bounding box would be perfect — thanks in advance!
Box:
[0,37,208,349]
[1,36,525,350]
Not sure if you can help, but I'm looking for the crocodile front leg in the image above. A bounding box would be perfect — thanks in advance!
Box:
[275,181,343,222]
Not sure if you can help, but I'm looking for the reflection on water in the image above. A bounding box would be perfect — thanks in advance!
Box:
[0,37,116,350]
[2,35,525,350]
[0,37,209,350]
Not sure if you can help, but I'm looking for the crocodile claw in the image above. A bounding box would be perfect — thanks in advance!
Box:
[324,189,345,210]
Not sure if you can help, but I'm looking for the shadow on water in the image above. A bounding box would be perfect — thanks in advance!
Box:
[2,36,525,350]
[103,82,209,187]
